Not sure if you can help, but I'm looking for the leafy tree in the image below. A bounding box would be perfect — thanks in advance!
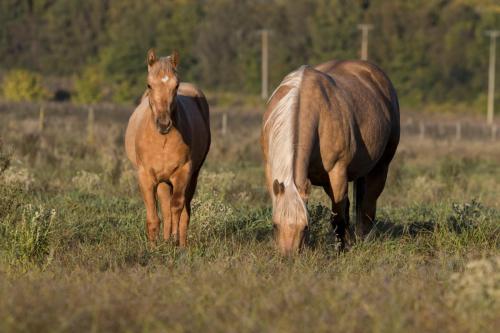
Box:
[38,0,109,74]
[308,0,362,64]
[73,64,105,104]
[0,0,498,105]
[2,69,50,102]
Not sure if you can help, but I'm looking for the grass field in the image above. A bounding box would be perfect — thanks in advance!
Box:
[0,103,499,332]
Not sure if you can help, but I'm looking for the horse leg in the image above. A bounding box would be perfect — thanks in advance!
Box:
[169,162,192,246]
[326,165,353,249]
[157,182,172,241]
[138,169,160,243]
[354,176,366,239]
[356,164,389,239]
[179,171,199,247]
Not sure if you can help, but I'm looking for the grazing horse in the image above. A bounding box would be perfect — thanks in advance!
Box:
[261,60,399,255]
[125,49,210,246]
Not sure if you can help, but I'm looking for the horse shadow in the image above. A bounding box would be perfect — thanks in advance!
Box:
[368,218,436,240]
[365,200,485,241]
[223,203,479,250]
[305,204,441,249]
[304,217,437,251]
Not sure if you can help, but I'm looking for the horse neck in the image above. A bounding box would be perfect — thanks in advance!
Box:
[268,97,309,225]
[267,67,309,196]
[144,95,156,129]
[293,98,317,193]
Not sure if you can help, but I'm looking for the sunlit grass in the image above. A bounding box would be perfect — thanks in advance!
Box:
[0,105,499,332]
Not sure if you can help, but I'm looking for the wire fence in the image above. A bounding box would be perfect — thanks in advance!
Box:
[401,119,498,141]
[1,101,499,143]
[213,112,500,142]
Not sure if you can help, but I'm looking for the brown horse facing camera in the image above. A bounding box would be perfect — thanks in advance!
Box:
[125,49,210,246]
[261,60,400,255]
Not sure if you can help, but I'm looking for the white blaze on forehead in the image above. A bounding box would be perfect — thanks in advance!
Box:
[161,75,169,83]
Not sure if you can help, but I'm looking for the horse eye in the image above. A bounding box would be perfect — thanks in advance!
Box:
[147,84,151,89]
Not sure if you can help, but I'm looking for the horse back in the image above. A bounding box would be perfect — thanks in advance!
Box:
[329,61,400,167]
[178,83,210,126]
[177,83,211,171]
[312,61,400,178]
[317,60,399,128]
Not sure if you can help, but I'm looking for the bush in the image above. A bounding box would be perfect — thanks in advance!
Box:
[447,200,485,232]
[448,256,500,310]
[1,163,35,190]
[71,170,101,192]
[0,203,56,266]
[111,79,140,104]
[1,69,50,102]
[73,64,105,104]
[0,139,10,175]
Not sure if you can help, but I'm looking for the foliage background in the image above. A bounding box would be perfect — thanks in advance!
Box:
[0,0,499,105]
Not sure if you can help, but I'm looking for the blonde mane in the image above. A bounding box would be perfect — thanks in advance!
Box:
[265,66,308,226]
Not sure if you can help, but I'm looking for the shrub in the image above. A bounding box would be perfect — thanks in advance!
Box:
[71,170,101,192]
[1,69,50,101]
[111,80,139,104]
[448,256,500,310]
[0,204,56,266]
[447,200,485,232]
[73,64,105,104]
[0,139,10,175]
[1,164,35,190]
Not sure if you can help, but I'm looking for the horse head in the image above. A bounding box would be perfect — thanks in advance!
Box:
[146,49,180,135]
[272,179,310,256]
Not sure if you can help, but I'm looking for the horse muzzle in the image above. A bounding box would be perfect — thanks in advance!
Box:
[277,226,307,256]
[156,119,172,135]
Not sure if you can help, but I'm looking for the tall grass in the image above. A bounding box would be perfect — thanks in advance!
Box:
[0,104,498,332]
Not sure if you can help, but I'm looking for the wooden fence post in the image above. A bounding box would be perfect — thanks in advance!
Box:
[87,106,95,146]
[222,112,228,136]
[419,122,425,141]
[38,106,45,133]
[455,122,461,141]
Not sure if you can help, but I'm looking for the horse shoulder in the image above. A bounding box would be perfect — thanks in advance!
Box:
[303,69,351,169]
[300,67,346,125]
[125,99,149,168]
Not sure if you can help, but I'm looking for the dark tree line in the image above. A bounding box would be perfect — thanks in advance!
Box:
[0,0,499,104]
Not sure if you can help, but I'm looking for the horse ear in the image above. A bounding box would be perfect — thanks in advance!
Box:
[171,50,179,69]
[147,48,157,69]
[273,179,285,196]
